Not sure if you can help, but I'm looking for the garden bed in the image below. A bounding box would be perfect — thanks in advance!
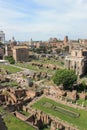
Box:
[32,97,87,130]
[54,106,79,118]
[43,102,79,118]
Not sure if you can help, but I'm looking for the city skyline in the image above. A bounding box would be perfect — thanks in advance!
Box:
[0,0,87,41]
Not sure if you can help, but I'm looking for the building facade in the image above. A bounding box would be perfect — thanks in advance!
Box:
[0,47,4,59]
[65,49,87,76]
[5,44,13,56]
[12,46,29,62]
[0,31,5,43]
[5,37,29,62]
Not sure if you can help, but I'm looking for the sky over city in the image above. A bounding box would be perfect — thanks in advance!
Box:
[0,0,87,41]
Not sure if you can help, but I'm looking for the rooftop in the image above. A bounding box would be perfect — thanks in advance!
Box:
[13,46,28,49]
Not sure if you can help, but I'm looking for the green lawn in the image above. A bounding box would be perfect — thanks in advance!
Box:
[32,97,87,130]
[19,110,30,117]
[77,99,87,106]
[32,58,64,67]
[15,57,64,75]
[0,108,35,130]
[0,64,22,73]
[4,114,35,130]
[4,113,50,130]
[16,62,56,75]
[0,107,50,130]
[1,81,18,87]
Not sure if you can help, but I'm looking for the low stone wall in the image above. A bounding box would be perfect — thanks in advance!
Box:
[27,95,78,130]
[47,95,87,111]
[15,111,27,121]
[26,109,78,130]
[14,111,38,130]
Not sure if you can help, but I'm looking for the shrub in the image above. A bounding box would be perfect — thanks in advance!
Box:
[53,69,77,90]
[4,56,15,64]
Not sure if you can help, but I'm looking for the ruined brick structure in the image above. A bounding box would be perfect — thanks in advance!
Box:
[65,49,87,76]
[69,39,87,53]
[26,110,77,130]
[0,47,4,59]
[0,88,36,111]
[27,111,51,129]
[5,37,29,62]
[12,46,29,62]
[66,90,77,101]
[0,31,5,43]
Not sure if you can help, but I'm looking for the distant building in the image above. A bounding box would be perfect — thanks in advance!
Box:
[79,39,87,45]
[65,49,87,76]
[0,31,5,43]
[47,36,69,49]
[0,47,4,59]
[12,46,29,62]
[34,41,45,48]
[5,37,17,56]
[63,36,68,44]
[28,38,34,48]
[5,37,29,62]
[0,35,5,59]
[5,44,13,56]
[68,39,87,53]
[69,41,80,53]
[49,37,58,43]
[10,37,17,48]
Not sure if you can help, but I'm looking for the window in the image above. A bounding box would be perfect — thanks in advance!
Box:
[75,52,77,56]
[82,51,87,56]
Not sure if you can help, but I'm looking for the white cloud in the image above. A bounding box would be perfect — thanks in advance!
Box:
[0,0,87,40]
[0,7,29,20]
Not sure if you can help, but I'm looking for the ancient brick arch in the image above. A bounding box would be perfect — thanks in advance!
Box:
[5,91,17,104]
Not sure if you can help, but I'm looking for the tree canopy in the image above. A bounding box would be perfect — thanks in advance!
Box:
[55,48,63,54]
[53,69,77,90]
[4,56,15,64]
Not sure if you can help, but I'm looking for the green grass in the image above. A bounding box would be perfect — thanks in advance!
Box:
[32,97,87,130]
[4,114,35,130]
[0,64,22,73]
[32,58,64,66]
[0,107,35,130]
[77,99,87,106]
[16,62,56,75]
[15,57,64,75]
[1,81,18,87]
[54,106,79,118]
[19,110,30,117]
[43,102,79,118]
[0,107,50,130]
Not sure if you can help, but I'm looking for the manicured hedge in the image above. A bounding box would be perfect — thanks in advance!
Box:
[54,106,79,118]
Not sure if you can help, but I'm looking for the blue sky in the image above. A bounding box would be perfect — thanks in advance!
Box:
[0,0,87,41]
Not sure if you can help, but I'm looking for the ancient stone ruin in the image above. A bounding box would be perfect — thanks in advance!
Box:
[26,110,77,130]
[0,87,36,111]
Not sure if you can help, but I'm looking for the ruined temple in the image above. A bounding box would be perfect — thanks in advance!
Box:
[65,49,87,76]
